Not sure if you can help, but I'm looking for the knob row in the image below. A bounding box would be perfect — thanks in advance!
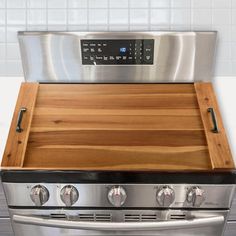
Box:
[30,185,205,207]
[30,185,78,206]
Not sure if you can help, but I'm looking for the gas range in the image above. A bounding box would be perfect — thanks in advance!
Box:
[2,172,236,236]
[1,31,236,236]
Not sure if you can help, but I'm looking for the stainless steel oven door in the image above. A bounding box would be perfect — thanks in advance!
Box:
[9,209,228,236]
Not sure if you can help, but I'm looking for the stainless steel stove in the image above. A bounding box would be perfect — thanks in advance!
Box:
[1,31,236,236]
[2,171,236,236]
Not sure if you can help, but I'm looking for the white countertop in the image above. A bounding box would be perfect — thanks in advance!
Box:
[0,77,236,165]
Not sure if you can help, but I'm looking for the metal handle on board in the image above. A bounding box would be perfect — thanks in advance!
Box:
[207,107,219,133]
[16,107,27,133]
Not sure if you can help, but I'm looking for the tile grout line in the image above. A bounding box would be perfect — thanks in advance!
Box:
[66,0,69,30]
[46,0,48,30]
[128,0,130,31]
[26,0,28,30]
[87,0,89,31]
[4,0,7,71]
[168,0,171,30]
[107,0,110,31]
[148,0,151,31]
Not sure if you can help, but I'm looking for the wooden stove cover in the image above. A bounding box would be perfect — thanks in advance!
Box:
[1,83,234,171]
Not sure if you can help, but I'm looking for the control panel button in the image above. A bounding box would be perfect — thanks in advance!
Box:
[81,39,154,65]
[156,186,175,207]
[60,185,79,206]
[186,187,205,207]
[30,185,49,206]
[108,186,127,207]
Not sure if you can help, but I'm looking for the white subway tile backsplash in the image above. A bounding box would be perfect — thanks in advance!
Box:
[150,0,170,8]
[215,60,232,76]
[48,9,67,25]
[6,43,21,60]
[129,24,149,30]
[232,9,236,24]
[171,0,190,9]
[0,61,5,74]
[28,9,46,25]
[0,43,5,57]
[0,9,5,25]
[232,26,236,41]
[0,27,5,42]
[130,9,149,25]
[212,25,231,42]
[28,0,47,8]
[0,0,235,76]
[89,9,108,25]
[7,10,26,25]
[150,24,170,30]
[216,42,231,60]
[88,24,108,30]
[231,0,236,8]
[191,24,212,30]
[192,9,212,25]
[7,26,26,43]
[192,0,212,9]
[109,9,128,25]
[151,9,170,25]
[171,9,190,25]
[109,24,129,31]
[68,0,88,8]
[68,9,87,25]
[0,0,5,8]
[6,60,23,76]
[212,9,231,25]
[67,25,88,30]
[7,0,26,8]
[212,0,231,9]
[109,0,128,9]
[129,0,149,9]
[47,25,67,30]
[233,0,236,8]
[231,43,236,60]
[88,0,108,9]
[48,0,67,8]
[27,25,47,30]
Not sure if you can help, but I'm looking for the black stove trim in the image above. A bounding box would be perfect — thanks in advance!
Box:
[1,170,236,184]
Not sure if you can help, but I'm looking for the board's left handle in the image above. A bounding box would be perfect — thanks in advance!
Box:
[16,107,27,133]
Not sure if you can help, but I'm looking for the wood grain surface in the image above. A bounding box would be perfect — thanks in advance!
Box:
[1,83,234,171]
[195,82,234,169]
[1,83,39,167]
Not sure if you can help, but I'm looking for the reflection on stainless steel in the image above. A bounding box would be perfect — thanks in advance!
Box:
[12,214,224,231]
[18,31,217,83]
[9,208,227,236]
[3,183,235,209]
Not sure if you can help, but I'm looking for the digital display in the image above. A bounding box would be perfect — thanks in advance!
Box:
[120,47,127,53]
[81,39,154,65]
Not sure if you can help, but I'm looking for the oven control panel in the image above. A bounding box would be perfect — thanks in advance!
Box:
[81,39,154,65]
[3,183,235,209]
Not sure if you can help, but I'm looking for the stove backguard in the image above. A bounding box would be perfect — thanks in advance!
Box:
[18,31,216,83]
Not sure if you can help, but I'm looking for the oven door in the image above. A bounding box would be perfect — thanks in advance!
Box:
[9,209,228,236]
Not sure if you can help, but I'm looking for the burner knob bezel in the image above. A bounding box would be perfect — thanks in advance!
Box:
[60,185,79,206]
[108,186,127,207]
[30,185,49,206]
[186,186,205,207]
[156,186,175,207]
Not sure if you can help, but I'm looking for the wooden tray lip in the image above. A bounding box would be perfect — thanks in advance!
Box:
[1,169,236,184]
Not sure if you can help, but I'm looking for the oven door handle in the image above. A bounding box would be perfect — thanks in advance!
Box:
[13,215,224,231]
